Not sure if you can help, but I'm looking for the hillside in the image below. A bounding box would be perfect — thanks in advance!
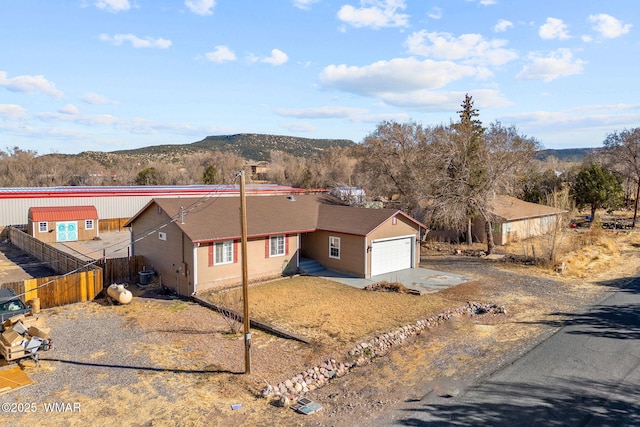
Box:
[76,134,355,166]
[536,147,601,163]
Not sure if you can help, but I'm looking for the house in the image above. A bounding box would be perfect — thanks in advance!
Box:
[482,195,567,245]
[426,195,566,245]
[329,187,366,205]
[124,193,426,296]
[28,206,99,243]
[248,161,269,181]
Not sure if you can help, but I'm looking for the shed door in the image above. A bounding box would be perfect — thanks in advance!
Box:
[371,237,413,276]
[56,221,78,242]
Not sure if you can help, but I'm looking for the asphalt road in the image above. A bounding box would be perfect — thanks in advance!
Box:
[376,277,640,426]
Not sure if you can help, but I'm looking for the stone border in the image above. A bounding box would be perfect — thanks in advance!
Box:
[260,301,506,406]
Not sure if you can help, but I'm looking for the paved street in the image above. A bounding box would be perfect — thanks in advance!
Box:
[376,276,640,426]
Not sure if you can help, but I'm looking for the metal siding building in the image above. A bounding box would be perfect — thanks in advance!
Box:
[0,185,306,227]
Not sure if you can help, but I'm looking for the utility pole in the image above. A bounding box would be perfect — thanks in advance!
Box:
[239,171,252,374]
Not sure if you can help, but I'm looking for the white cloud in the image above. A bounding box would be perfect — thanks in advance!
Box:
[205,45,237,63]
[0,71,64,98]
[58,104,79,115]
[95,0,130,13]
[185,0,216,16]
[427,7,442,20]
[320,57,478,95]
[516,49,586,82]
[405,31,518,66]
[262,49,288,66]
[539,17,570,40]
[0,104,28,120]
[276,106,369,119]
[282,121,316,133]
[99,33,172,49]
[466,0,496,5]
[82,92,117,105]
[292,0,320,10]
[337,0,410,29]
[588,14,632,38]
[380,89,510,111]
[494,19,513,33]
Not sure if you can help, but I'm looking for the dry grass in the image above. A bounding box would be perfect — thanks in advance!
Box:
[206,277,454,345]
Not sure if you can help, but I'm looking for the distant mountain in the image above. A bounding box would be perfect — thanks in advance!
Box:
[105,134,355,161]
[536,147,601,163]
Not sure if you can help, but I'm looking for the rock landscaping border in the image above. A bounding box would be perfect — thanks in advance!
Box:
[260,301,506,407]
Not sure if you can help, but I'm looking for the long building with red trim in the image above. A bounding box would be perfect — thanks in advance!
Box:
[0,185,310,229]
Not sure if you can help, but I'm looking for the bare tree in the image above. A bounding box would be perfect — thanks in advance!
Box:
[355,120,434,217]
[603,128,640,227]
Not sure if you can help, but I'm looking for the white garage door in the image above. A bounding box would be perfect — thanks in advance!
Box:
[371,237,413,276]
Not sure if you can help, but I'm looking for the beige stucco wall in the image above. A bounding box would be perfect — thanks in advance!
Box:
[498,215,557,245]
[194,234,298,294]
[472,214,559,245]
[129,206,195,295]
[302,231,365,277]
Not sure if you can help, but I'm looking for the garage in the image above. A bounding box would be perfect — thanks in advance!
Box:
[370,236,414,276]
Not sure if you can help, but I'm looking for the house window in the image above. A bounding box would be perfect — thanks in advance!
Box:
[329,236,341,259]
[85,219,94,230]
[215,241,234,264]
[38,222,47,233]
[270,235,285,257]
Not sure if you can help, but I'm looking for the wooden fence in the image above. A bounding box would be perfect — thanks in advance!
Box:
[1,270,102,310]
[3,227,143,309]
[99,218,130,233]
[9,227,100,275]
[99,256,144,284]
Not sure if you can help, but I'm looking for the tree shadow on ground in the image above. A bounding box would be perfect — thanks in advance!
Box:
[520,276,640,340]
[397,378,640,426]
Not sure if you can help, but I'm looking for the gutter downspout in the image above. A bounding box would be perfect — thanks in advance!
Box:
[192,243,199,295]
[364,237,368,278]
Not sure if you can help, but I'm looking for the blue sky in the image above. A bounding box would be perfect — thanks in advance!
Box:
[1,1,638,155]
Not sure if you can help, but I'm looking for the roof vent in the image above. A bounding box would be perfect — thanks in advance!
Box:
[287,195,296,201]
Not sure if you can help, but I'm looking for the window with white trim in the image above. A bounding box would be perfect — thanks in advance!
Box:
[270,235,285,257]
[85,219,94,230]
[215,241,234,264]
[329,236,341,259]
[38,222,48,233]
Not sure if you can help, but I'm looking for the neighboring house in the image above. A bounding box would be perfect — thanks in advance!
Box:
[125,194,426,296]
[427,195,566,245]
[249,161,269,181]
[483,195,566,245]
[329,187,366,205]
[28,206,99,244]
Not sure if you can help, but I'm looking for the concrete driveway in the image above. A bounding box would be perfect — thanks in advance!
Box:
[313,267,473,294]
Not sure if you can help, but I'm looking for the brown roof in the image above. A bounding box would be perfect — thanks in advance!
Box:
[28,206,98,222]
[490,195,565,221]
[130,194,425,243]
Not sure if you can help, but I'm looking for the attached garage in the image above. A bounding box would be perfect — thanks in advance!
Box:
[370,236,414,276]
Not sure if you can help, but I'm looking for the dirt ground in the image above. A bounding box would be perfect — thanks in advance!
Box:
[2,223,640,426]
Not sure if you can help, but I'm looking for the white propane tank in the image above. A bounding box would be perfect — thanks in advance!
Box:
[107,284,133,305]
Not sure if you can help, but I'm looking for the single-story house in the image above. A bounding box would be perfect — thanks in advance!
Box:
[28,206,99,243]
[426,195,566,245]
[481,195,567,245]
[125,193,427,296]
